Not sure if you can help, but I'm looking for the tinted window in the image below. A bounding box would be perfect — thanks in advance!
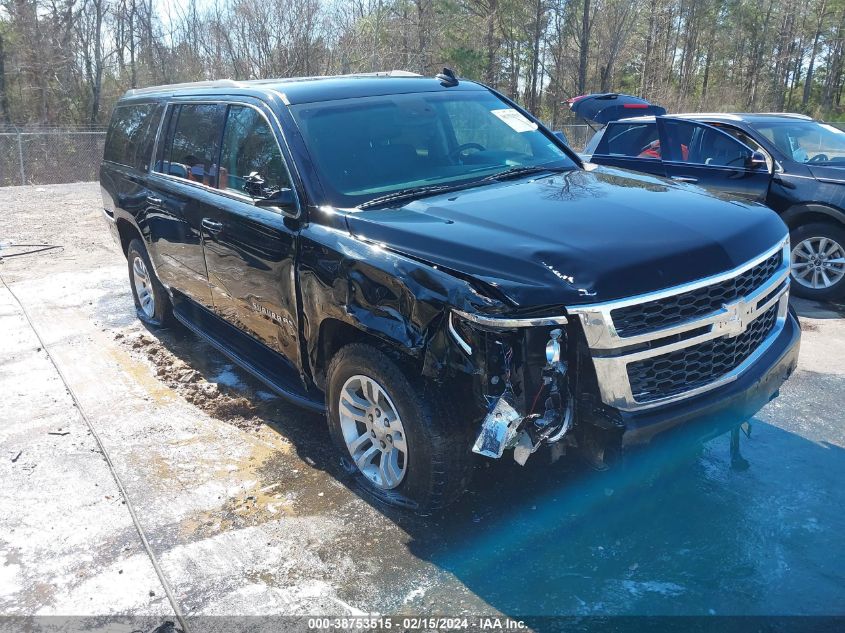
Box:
[710,124,774,170]
[219,105,291,195]
[104,104,160,169]
[154,105,181,176]
[661,119,752,167]
[595,122,660,158]
[155,103,225,186]
[290,91,574,207]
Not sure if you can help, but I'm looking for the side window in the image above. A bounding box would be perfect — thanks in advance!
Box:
[712,124,773,171]
[661,119,752,167]
[104,103,161,170]
[219,105,291,195]
[154,105,181,176]
[155,103,225,186]
[595,123,660,158]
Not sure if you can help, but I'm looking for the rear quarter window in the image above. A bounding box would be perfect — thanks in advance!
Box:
[595,122,659,158]
[104,103,161,170]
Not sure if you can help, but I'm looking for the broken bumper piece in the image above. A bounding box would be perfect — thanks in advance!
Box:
[471,395,522,459]
[470,326,573,465]
[472,391,573,466]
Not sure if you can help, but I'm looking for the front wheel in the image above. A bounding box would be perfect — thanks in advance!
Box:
[326,343,473,512]
[789,222,845,301]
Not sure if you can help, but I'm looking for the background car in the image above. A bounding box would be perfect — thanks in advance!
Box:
[574,94,845,302]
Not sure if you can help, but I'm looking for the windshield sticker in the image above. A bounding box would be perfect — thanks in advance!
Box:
[491,108,538,133]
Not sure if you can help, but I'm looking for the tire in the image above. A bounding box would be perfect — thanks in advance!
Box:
[127,238,173,327]
[326,343,473,513]
[789,222,845,301]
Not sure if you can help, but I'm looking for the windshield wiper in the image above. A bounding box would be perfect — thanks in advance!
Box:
[479,164,570,183]
[357,165,570,210]
[357,183,471,209]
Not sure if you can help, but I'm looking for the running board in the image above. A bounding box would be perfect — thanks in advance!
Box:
[170,296,325,413]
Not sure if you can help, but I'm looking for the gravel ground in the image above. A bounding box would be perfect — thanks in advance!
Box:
[1,183,844,631]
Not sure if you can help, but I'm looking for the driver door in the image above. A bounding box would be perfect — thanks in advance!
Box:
[656,117,773,201]
[200,101,303,366]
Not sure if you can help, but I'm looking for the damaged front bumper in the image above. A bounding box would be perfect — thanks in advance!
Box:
[453,304,800,468]
[447,311,576,466]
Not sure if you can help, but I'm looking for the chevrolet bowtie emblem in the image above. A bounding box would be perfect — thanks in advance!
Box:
[719,299,752,337]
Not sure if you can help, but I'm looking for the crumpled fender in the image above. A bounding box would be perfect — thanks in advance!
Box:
[297,222,506,385]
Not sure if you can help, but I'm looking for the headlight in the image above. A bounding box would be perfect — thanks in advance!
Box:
[546,328,563,364]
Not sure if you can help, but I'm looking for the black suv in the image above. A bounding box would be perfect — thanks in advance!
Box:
[578,96,845,301]
[101,73,800,511]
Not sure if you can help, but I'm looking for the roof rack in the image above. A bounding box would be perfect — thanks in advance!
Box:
[673,112,743,121]
[124,79,245,97]
[123,71,424,98]
[757,112,813,120]
[351,70,422,77]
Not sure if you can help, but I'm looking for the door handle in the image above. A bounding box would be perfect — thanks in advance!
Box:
[202,218,224,234]
[671,176,698,183]
[146,195,163,206]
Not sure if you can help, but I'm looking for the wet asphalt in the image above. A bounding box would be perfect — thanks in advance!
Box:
[1,184,844,629]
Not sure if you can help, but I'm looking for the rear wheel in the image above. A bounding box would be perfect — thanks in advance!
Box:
[326,343,473,512]
[789,222,845,301]
[127,238,173,326]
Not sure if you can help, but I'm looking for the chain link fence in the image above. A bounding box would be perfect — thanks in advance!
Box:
[0,123,594,188]
[0,126,107,187]
[554,124,594,153]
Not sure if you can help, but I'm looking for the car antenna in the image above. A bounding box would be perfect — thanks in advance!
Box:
[436,67,459,87]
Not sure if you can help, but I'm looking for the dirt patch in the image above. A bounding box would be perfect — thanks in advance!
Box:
[119,331,263,430]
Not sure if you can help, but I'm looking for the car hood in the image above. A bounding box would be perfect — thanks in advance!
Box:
[342,167,788,308]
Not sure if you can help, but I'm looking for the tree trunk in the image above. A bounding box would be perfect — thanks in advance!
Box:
[90,0,105,124]
[577,0,590,94]
[0,31,10,123]
[129,0,137,88]
[640,0,657,96]
[803,0,827,107]
[484,0,498,86]
[527,0,544,111]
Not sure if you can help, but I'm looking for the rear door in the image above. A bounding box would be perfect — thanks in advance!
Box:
[587,120,667,178]
[146,101,226,307]
[656,117,773,201]
[200,100,303,366]
[101,101,163,243]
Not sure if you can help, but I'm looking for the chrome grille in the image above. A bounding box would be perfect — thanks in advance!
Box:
[626,304,779,403]
[567,238,791,411]
[611,250,783,337]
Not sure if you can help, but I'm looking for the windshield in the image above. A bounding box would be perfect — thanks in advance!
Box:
[751,119,845,165]
[289,90,577,207]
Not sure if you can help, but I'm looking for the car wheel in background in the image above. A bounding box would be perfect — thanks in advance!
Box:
[789,222,845,301]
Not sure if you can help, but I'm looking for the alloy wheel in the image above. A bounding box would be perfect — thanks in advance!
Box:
[132,255,156,318]
[791,237,845,290]
[338,374,408,489]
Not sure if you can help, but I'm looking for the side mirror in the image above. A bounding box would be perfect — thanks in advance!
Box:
[553,130,569,145]
[243,171,267,196]
[748,150,769,170]
[254,187,297,212]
